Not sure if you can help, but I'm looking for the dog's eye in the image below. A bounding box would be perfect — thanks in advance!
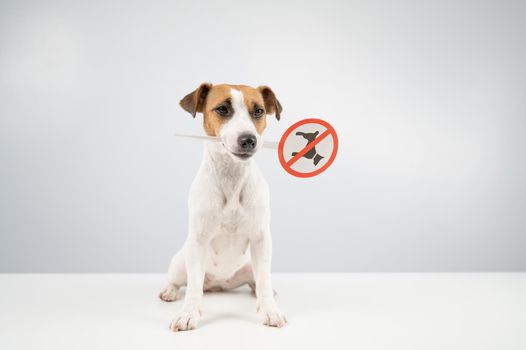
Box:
[253,107,264,118]
[215,105,230,116]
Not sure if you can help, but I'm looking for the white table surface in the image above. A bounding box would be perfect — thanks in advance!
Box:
[0,273,525,350]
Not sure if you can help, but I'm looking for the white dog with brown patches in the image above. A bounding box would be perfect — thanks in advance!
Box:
[159,83,287,331]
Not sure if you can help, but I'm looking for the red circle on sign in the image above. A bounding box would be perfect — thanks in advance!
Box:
[278,118,338,178]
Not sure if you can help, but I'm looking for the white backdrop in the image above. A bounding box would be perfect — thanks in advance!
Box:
[1,0,525,272]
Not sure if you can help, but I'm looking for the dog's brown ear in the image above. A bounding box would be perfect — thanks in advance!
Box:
[180,83,212,118]
[257,86,282,120]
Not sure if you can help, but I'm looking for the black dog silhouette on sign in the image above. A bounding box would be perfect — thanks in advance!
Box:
[291,131,325,166]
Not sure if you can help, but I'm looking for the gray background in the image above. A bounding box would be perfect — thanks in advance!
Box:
[1,0,525,272]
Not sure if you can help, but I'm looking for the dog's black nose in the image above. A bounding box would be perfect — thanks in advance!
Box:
[238,134,257,151]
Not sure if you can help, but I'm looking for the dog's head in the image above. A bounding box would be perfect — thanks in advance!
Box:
[180,83,282,161]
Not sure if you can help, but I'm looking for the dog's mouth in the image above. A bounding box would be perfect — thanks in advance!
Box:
[231,152,253,160]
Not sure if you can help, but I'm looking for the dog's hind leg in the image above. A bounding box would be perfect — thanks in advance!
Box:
[313,153,324,166]
[159,250,186,302]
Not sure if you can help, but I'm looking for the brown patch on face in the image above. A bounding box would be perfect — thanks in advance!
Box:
[180,83,282,136]
[237,85,267,135]
[202,85,234,136]
[252,113,267,135]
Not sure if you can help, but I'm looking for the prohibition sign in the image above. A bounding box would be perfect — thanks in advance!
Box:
[278,118,338,178]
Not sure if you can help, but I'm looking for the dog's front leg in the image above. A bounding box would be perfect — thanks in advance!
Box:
[169,240,206,332]
[250,233,287,327]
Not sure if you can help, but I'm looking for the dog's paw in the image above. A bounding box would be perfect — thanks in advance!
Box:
[257,301,287,328]
[262,310,287,328]
[159,284,181,302]
[169,310,201,332]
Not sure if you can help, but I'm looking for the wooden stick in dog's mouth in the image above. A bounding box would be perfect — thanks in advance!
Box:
[174,134,278,150]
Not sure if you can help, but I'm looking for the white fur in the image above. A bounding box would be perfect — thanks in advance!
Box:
[160,88,286,331]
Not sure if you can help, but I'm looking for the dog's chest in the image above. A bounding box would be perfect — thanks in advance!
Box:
[217,194,249,234]
[207,195,251,257]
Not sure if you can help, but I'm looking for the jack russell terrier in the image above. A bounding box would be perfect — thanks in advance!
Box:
[159,83,287,331]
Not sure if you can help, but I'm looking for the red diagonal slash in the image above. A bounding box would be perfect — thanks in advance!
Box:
[285,128,332,167]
